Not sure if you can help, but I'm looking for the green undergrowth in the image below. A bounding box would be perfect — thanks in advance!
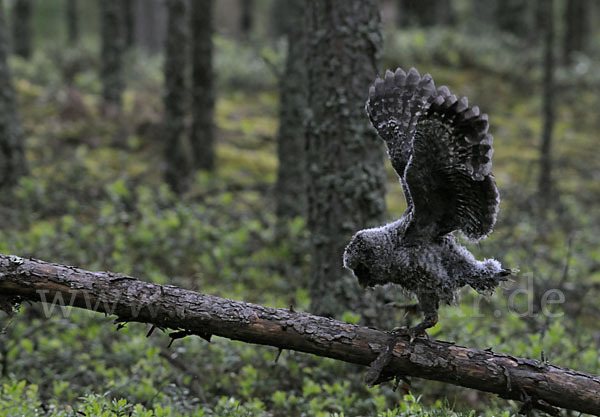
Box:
[1,24,600,417]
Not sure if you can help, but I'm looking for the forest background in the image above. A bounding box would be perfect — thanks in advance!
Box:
[0,0,599,416]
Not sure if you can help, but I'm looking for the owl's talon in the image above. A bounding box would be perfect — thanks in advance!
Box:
[389,326,428,342]
[390,326,408,335]
[407,328,429,342]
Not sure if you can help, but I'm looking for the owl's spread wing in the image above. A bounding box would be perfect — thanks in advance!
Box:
[365,68,435,177]
[366,68,499,241]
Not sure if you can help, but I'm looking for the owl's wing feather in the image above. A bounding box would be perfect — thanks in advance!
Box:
[365,68,435,177]
[404,85,499,241]
[366,68,499,241]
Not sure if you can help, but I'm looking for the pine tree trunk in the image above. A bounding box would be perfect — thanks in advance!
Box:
[538,0,555,204]
[122,0,135,49]
[133,0,166,54]
[397,0,454,27]
[0,4,27,189]
[239,0,254,38]
[305,0,389,321]
[269,0,293,38]
[12,0,32,59]
[496,0,534,39]
[274,0,307,220]
[471,0,496,30]
[66,0,79,45]
[164,0,192,193]
[563,0,587,65]
[190,0,215,172]
[99,0,124,108]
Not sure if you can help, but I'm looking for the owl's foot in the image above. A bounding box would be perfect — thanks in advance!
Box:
[390,295,439,343]
[390,326,429,343]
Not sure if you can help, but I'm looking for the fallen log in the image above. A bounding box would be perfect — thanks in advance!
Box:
[0,254,599,415]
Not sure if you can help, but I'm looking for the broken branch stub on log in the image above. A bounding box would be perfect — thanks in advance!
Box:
[0,254,599,415]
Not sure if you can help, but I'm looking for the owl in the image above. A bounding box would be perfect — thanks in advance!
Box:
[343,68,511,340]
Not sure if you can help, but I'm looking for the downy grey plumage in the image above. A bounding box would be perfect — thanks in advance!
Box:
[343,68,511,337]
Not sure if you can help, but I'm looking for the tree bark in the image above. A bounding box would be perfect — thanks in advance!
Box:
[274,0,307,221]
[538,0,555,205]
[563,0,588,65]
[121,0,135,49]
[11,0,32,59]
[99,0,124,108]
[0,4,27,190]
[164,0,192,193]
[239,0,254,39]
[305,0,389,321]
[66,0,79,45]
[132,0,166,54]
[190,0,215,172]
[0,254,599,415]
[397,0,454,27]
[495,0,531,39]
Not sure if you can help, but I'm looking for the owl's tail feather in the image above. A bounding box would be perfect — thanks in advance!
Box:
[365,67,436,146]
[467,260,512,296]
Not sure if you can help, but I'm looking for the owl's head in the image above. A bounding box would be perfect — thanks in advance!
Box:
[343,227,392,288]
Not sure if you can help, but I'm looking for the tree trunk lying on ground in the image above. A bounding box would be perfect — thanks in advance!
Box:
[0,254,599,415]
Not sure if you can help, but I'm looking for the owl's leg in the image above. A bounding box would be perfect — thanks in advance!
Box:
[368,293,439,385]
[400,292,439,342]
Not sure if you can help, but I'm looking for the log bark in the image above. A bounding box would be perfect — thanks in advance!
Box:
[0,254,599,415]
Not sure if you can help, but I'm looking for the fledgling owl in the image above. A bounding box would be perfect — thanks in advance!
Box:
[343,68,511,339]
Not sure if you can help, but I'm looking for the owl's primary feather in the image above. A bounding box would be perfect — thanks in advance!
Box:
[344,68,510,338]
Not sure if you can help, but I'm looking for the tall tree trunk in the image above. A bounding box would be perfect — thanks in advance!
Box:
[239,0,254,38]
[121,0,135,49]
[470,0,496,30]
[269,0,291,38]
[538,0,555,204]
[190,0,215,172]
[99,0,124,109]
[563,0,587,65]
[66,0,79,45]
[12,0,32,59]
[495,0,530,39]
[164,0,192,193]
[397,0,454,27]
[0,3,27,189]
[133,0,166,54]
[274,0,307,221]
[305,0,390,322]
